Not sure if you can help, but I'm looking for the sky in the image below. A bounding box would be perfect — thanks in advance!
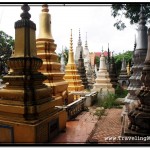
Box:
[0,3,140,55]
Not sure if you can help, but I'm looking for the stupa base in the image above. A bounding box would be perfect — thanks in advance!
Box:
[0,110,67,143]
[121,113,150,144]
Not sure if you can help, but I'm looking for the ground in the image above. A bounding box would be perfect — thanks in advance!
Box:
[51,107,123,144]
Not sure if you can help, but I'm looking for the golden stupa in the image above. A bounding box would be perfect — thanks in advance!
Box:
[36,4,68,105]
[64,29,84,100]
[0,4,66,143]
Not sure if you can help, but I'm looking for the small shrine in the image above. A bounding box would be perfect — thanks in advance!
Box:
[118,57,129,89]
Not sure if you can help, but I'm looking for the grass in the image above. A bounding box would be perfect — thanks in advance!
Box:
[96,85,128,109]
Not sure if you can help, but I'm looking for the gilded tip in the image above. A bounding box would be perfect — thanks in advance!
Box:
[42,4,49,12]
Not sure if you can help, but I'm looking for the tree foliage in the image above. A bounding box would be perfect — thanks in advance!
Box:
[57,46,69,65]
[114,50,133,74]
[111,4,150,30]
[0,31,14,76]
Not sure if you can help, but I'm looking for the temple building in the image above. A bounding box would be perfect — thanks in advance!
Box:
[109,52,118,89]
[36,5,68,105]
[92,51,115,95]
[75,29,83,67]
[83,32,90,70]
[0,4,66,143]
[64,29,84,100]
[118,57,129,89]
[77,50,89,89]
[125,5,148,112]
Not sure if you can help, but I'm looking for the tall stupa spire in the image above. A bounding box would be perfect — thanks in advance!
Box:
[136,4,147,50]
[75,28,83,66]
[38,4,53,39]
[68,29,75,64]
[78,28,82,46]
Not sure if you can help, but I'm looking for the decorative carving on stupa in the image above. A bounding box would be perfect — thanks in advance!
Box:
[109,52,118,88]
[77,49,89,89]
[64,29,84,99]
[92,50,115,95]
[75,28,83,67]
[60,49,66,73]
[0,4,67,143]
[83,32,90,69]
[127,27,150,136]
[118,57,129,89]
[125,5,148,109]
[36,4,68,104]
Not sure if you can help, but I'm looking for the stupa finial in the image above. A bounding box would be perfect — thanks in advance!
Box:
[85,32,88,48]
[70,29,73,52]
[20,4,31,20]
[42,4,49,12]
[78,28,82,46]
[139,4,146,26]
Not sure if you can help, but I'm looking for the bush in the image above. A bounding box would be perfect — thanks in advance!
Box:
[115,85,128,98]
[98,93,120,109]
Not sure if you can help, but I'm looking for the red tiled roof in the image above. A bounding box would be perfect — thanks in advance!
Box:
[95,51,109,57]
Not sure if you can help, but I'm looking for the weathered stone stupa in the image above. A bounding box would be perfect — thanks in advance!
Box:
[83,32,90,70]
[86,61,94,89]
[0,4,66,143]
[109,52,118,89]
[125,5,148,111]
[77,49,88,89]
[36,5,68,104]
[92,51,115,95]
[118,57,129,89]
[64,29,84,99]
[75,29,83,67]
[126,28,150,136]
[60,50,66,73]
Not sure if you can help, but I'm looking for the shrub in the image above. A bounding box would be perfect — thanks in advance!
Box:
[115,85,128,98]
[98,93,120,109]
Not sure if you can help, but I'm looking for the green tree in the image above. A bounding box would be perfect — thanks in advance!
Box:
[0,31,14,76]
[57,47,69,65]
[95,56,100,67]
[114,50,133,75]
[111,4,150,30]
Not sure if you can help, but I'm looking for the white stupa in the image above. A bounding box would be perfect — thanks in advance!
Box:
[92,50,115,95]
